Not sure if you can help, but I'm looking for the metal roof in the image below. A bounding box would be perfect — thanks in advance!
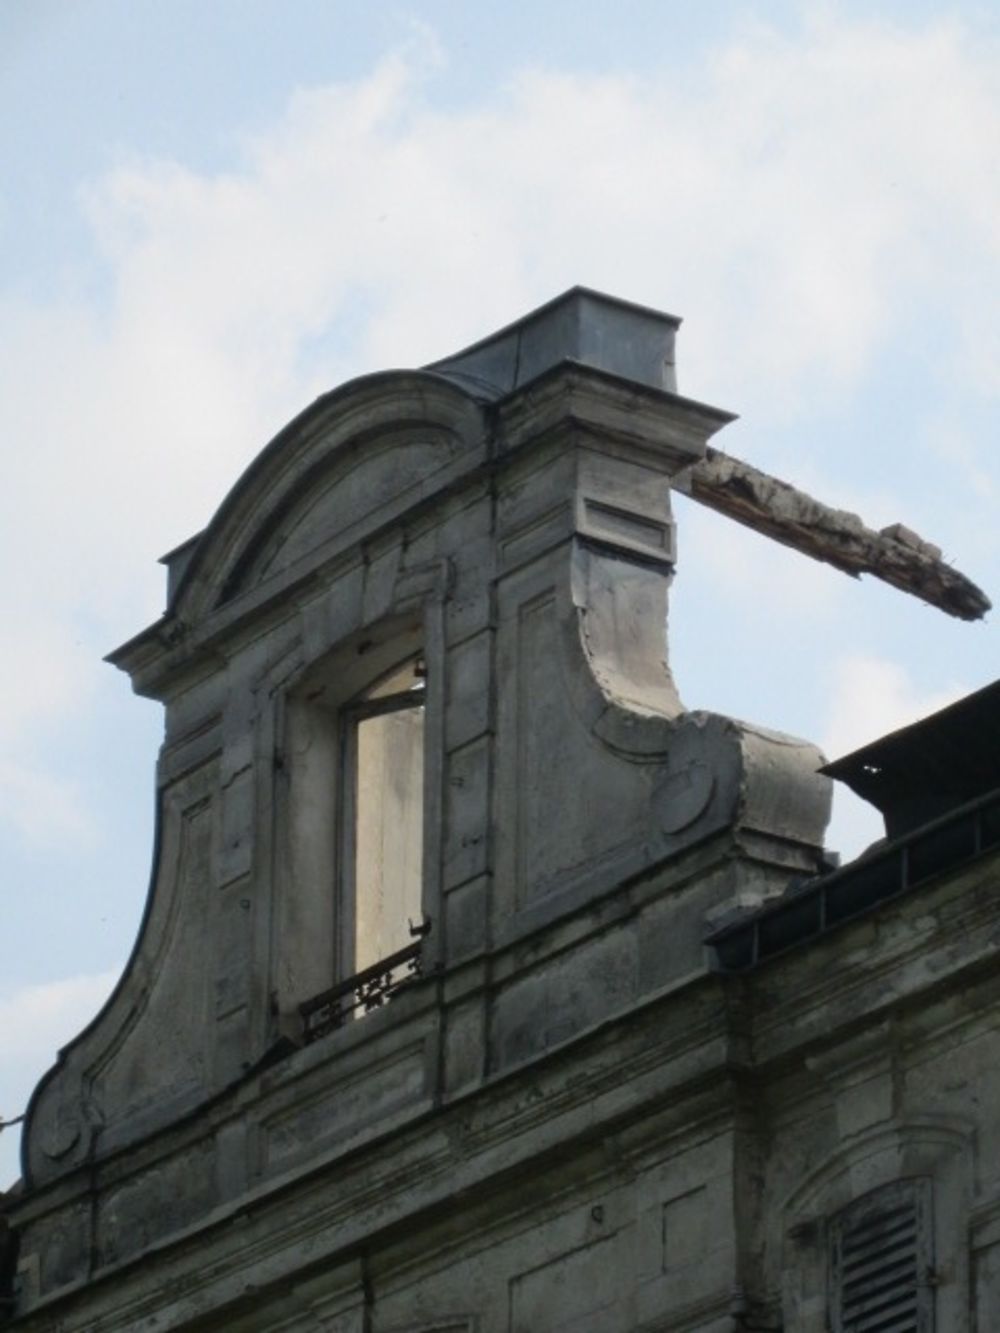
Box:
[707,678,1000,972]
[821,677,1000,836]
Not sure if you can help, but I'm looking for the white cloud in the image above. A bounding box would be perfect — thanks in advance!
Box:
[822,653,965,762]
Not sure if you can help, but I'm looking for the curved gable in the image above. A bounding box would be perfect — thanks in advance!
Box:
[172,370,489,628]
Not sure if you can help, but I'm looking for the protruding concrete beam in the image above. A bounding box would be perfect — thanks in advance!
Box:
[679,447,991,621]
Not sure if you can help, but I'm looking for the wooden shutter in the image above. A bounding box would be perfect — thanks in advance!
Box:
[829,1178,934,1332]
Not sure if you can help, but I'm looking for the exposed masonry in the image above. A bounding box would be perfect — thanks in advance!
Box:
[3,288,996,1333]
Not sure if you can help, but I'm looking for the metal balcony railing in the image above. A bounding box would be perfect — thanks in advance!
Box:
[707,787,1000,972]
[300,938,424,1043]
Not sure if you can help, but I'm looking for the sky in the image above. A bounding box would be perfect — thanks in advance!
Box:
[1,0,998,1188]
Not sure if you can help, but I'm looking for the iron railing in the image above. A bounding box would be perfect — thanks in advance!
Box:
[300,938,424,1042]
[708,787,1000,972]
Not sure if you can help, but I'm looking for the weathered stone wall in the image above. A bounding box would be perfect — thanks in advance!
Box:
[21,290,994,1333]
[11,830,1000,1331]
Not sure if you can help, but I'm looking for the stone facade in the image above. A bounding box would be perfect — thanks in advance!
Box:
[2,289,997,1331]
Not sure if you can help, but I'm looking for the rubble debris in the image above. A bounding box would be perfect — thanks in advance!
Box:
[680,448,991,622]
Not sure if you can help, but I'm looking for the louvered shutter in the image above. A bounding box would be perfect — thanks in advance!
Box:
[829,1178,934,1332]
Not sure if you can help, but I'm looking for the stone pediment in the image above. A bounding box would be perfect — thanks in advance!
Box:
[166,371,489,633]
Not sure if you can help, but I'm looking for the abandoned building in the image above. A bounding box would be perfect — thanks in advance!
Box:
[2,287,998,1331]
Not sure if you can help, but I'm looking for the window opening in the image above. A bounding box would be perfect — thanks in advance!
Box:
[299,653,428,1042]
[829,1178,934,1332]
[347,656,426,974]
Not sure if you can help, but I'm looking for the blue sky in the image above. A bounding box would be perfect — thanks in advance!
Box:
[2,1,998,1187]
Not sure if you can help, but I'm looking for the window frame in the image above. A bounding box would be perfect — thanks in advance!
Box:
[337,660,428,982]
[292,640,431,1043]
